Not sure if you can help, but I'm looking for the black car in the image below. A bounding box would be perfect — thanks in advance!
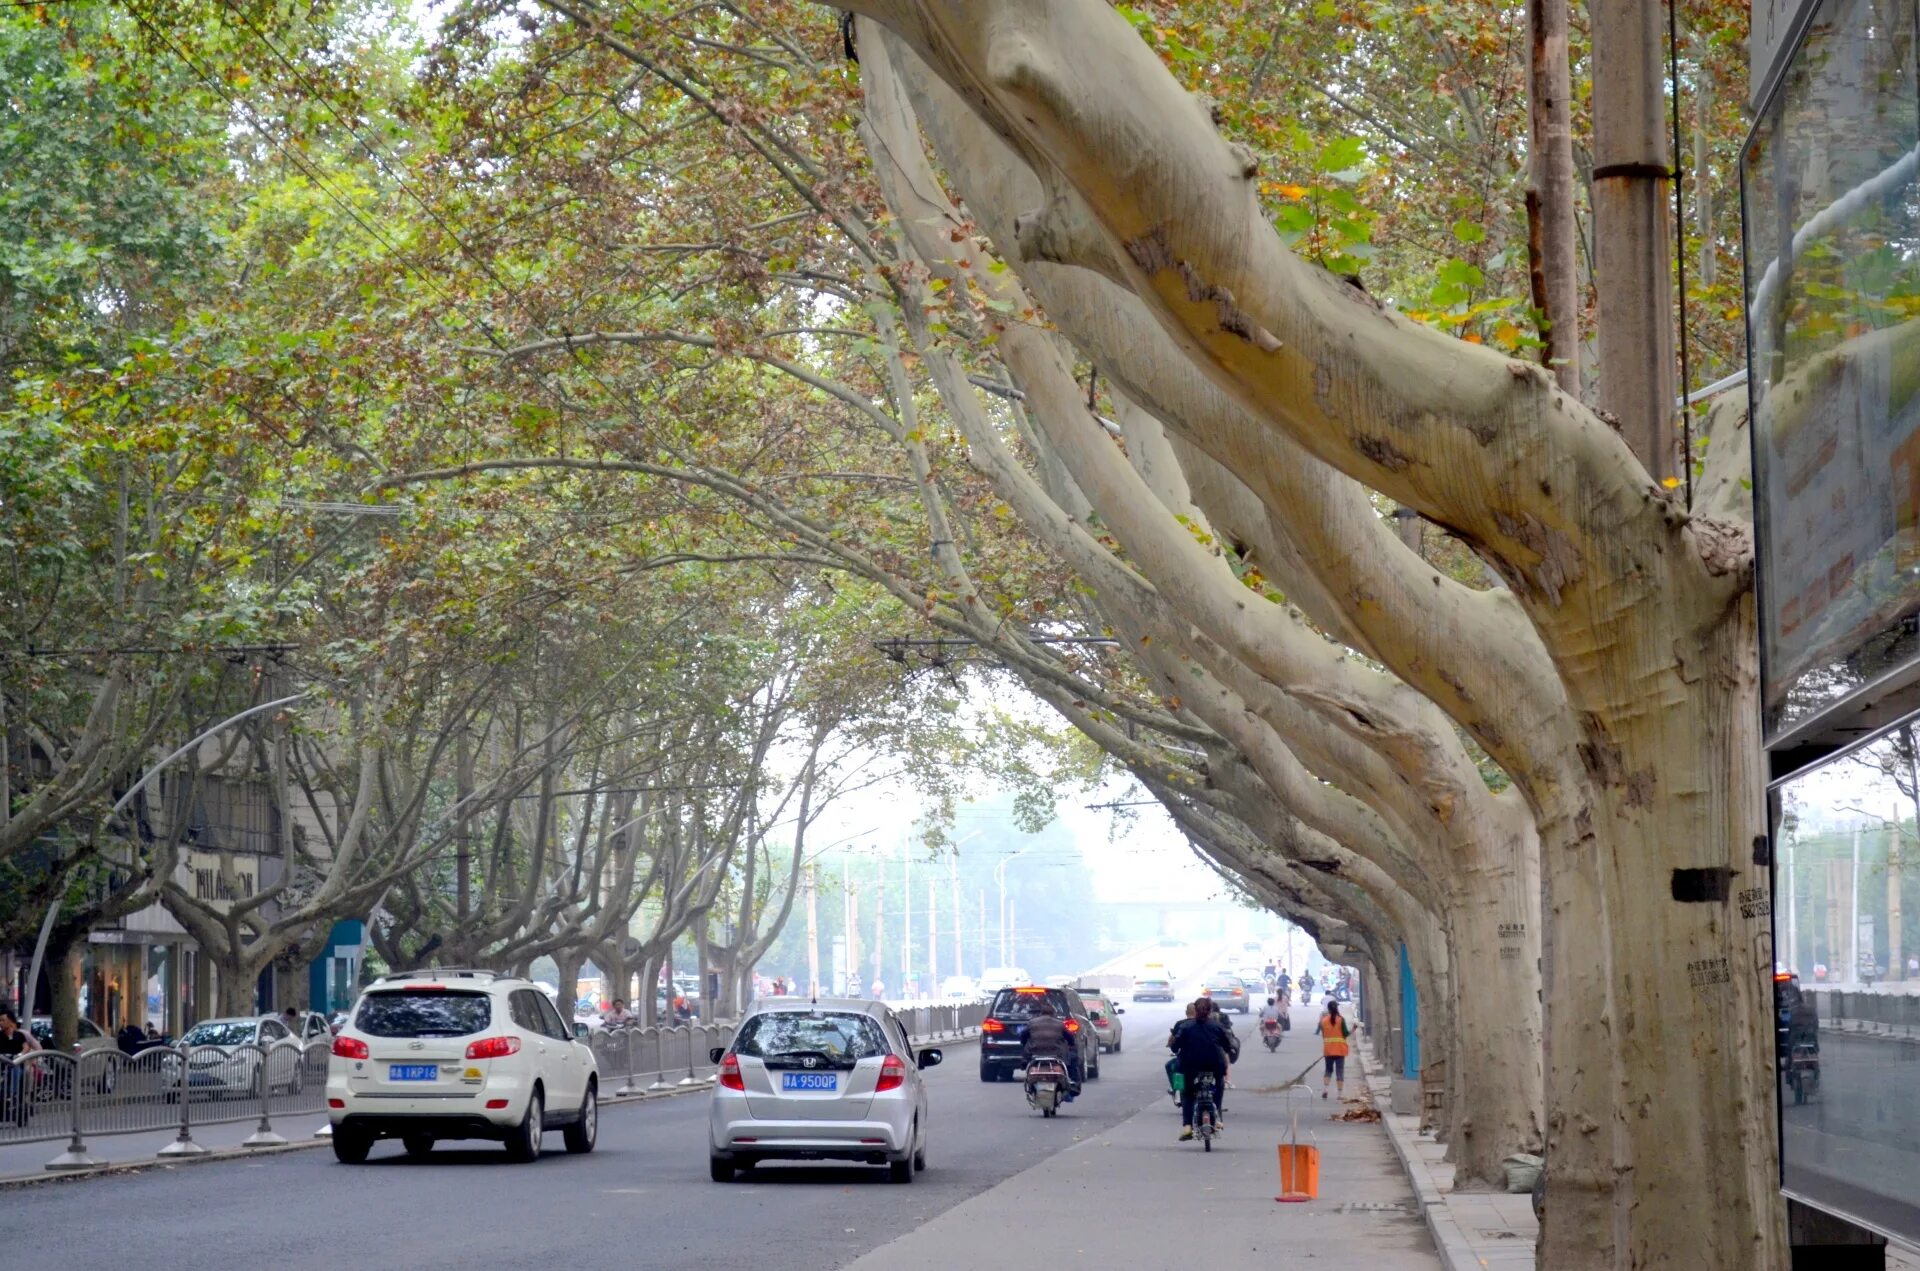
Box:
[978,986,1100,1083]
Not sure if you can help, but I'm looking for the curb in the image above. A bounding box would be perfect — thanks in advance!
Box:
[0,1031,979,1192]
[1359,1050,1482,1271]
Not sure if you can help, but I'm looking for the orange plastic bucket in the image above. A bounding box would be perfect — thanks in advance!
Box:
[1277,1142,1320,1201]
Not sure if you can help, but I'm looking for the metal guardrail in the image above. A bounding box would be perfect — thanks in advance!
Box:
[1806,988,1920,1038]
[2,1039,333,1169]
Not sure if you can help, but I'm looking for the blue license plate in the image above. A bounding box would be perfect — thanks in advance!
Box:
[782,1072,837,1091]
[388,1064,438,1081]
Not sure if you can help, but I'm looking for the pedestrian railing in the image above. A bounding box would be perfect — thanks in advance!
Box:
[1806,988,1920,1038]
[2,1038,333,1169]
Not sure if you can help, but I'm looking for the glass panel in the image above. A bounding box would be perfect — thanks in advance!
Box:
[1773,713,1920,1239]
[732,1011,889,1066]
[1746,0,1920,738]
[354,991,491,1038]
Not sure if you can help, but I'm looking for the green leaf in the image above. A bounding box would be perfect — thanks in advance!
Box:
[1317,136,1366,174]
[1452,218,1487,244]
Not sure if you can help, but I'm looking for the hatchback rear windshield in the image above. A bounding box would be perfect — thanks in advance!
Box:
[733,1011,889,1067]
[990,988,1070,1019]
[355,990,491,1038]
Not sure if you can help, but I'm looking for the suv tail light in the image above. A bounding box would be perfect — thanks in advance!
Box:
[718,1054,744,1091]
[464,1036,521,1060]
[331,1036,369,1059]
[980,1018,1005,1034]
[1063,1019,1081,1034]
[876,1054,907,1092]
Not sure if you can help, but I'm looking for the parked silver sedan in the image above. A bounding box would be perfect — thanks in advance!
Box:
[707,998,939,1183]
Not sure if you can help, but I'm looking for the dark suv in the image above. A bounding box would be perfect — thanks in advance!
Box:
[978,986,1100,1083]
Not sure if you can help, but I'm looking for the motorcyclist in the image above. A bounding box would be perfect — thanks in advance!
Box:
[1169,997,1236,1140]
[1300,971,1315,999]
[1259,995,1285,1036]
[1022,999,1080,1099]
[1777,974,1819,1056]
[1275,969,1291,1005]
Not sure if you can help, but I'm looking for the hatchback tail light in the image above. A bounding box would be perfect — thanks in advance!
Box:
[980,1018,1005,1034]
[464,1036,521,1060]
[331,1036,369,1060]
[718,1054,745,1091]
[1063,1019,1081,1035]
[876,1054,907,1093]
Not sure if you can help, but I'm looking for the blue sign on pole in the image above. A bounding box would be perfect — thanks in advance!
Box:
[1399,941,1419,1080]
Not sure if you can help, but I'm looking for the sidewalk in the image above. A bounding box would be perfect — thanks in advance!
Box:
[1361,1053,1536,1269]
[840,1078,1443,1269]
[0,1111,334,1182]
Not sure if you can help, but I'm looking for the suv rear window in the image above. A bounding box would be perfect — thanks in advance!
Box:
[355,990,491,1038]
[990,988,1072,1019]
[733,1011,889,1069]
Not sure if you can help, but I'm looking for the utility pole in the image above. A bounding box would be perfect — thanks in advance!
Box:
[873,863,886,995]
[949,853,962,982]
[995,849,1036,966]
[901,854,913,996]
[978,891,986,975]
[1590,0,1677,481]
[1890,804,1904,981]
[1009,896,1017,969]
[928,877,939,991]
[805,863,820,998]
[1783,838,1798,978]
[1852,822,1863,983]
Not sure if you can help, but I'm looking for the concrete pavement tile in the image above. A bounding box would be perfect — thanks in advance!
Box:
[838,1085,1444,1269]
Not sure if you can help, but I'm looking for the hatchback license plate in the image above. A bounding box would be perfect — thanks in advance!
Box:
[389,1064,438,1081]
[782,1072,836,1091]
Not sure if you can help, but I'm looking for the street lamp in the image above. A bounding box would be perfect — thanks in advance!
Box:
[21,692,307,1019]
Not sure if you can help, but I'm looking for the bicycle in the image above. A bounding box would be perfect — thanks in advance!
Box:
[1191,1072,1220,1151]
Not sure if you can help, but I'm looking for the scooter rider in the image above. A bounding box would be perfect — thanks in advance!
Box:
[1259,995,1285,1032]
[1023,999,1081,1099]
[1170,997,1235,1141]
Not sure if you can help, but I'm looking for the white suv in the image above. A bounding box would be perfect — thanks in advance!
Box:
[326,969,598,1163]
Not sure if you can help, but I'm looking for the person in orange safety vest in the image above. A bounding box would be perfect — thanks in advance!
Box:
[1319,1000,1351,1100]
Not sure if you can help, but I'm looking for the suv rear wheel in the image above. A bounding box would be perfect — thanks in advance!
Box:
[332,1130,371,1164]
[563,1082,597,1154]
[505,1089,543,1162]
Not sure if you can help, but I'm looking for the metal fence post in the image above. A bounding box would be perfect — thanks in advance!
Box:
[158,1046,207,1158]
[44,1055,98,1171]
[616,1028,642,1097]
[243,1043,286,1148]
[678,1026,702,1086]
[647,1026,675,1092]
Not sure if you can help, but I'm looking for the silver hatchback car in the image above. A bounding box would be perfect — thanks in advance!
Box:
[707,998,939,1183]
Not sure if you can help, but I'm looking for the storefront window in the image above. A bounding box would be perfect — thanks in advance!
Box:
[1746,0,1920,741]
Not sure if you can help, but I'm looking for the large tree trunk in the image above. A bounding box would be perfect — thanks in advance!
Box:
[1540,602,1779,1266]
[47,934,83,1051]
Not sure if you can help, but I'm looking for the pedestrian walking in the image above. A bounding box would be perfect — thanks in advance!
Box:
[0,1008,39,1126]
[1319,999,1351,1099]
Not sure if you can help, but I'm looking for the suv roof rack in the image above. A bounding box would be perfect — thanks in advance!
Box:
[373,968,504,984]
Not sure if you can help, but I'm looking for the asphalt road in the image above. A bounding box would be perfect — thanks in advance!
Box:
[1781,1029,1920,1236]
[6,990,1226,1270]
